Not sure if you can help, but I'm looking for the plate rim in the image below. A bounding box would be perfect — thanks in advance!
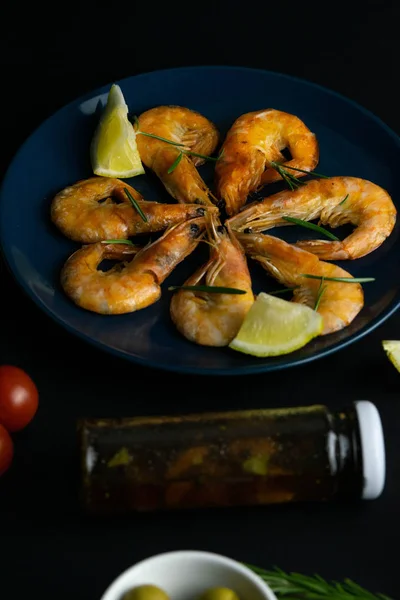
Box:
[1,64,400,376]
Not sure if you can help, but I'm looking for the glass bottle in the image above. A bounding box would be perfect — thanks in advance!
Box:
[78,401,385,515]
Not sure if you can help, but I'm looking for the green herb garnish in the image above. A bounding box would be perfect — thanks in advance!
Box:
[168,285,247,294]
[270,162,301,190]
[339,194,349,206]
[185,150,220,162]
[167,152,183,174]
[282,216,339,241]
[138,131,186,146]
[302,274,375,283]
[314,276,326,311]
[124,188,148,223]
[245,565,392,600]
[274,163,330,178]
[101,239,135,245]
[270,161,329,190]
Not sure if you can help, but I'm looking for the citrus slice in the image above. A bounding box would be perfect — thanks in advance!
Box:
[229,292,323,357]
[382,340,400,372]
[90,83,145,178]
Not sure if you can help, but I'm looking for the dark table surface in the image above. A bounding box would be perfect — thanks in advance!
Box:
[1,1,399,598]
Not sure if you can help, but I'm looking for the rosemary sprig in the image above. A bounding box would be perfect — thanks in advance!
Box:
[274,163,330,179]
[138,131,186,146]
[124,188,148,223]
[167,149,221,173]
[101,239,135,245]
[282,216,339,241]
[168,152,183,174]
[271,162,301,190]
[302,274,375,283]
[245,565,392,600]
[339,194,349,206]
[168,285,246,294]
[186,149,220,162]
[314,276,326,310]
[270,161,329,191]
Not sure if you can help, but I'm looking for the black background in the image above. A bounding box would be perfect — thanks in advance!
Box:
[0,1,399,598]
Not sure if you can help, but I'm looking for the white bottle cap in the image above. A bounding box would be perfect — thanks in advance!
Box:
[354,401,386,500]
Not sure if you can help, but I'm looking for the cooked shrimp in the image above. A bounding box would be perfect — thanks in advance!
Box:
[51,176,215,243]
[235,232,364,335]
[215,109,319,215]
[136,106,219,206]
[61,216,206,314]
[170,216,254,346]
[228,177,396,260]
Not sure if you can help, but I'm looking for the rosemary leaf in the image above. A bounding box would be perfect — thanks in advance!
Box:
[136,128,186,147]
[167,152,183,174]
[269,161,330,191]
[339,194,349,206]
[271,162,303,189]
[302,274,375,283]
[168,285,247,294]
[283,216,340,241]
[130,115,184,145]
[186,150,219,162]
[244,565,392,600]
[314,277,326,311]
[284,174,298,191]
[275,163,330,179]
[276,166,295,189]
[124,188,148,223]
[101,239,135,245]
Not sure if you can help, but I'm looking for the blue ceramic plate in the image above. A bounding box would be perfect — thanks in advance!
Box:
[1,66,399,375]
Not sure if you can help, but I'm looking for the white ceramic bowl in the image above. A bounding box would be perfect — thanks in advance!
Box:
[100,551,278,600]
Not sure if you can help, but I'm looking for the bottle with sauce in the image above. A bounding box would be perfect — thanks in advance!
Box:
[78,401,385,515]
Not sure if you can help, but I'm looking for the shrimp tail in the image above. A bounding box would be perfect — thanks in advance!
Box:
[295,239,350,260]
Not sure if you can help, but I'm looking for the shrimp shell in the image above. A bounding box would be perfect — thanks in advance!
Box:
[228,176,396,260]
[51,176,215,243]
[136,106,219,206]
[61,216,206,315]
[235,232,364,335]
[215,109,319,216]
[170,216,254,346]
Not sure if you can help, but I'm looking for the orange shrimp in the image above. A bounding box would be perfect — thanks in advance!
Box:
[51,176,216,243]
[136,106,219,206]
[215,109,319,215]
[228,177,396,260]
[235,232,364,335]
[170,215,254,346]
[61,216,206,314]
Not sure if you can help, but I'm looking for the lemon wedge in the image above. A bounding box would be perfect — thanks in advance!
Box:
[90,83,145,178]
[229,292,323,357]
[382,340,400,372]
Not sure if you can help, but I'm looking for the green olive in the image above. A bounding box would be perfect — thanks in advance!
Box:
[122,584,170,600]
[198,587,240,600]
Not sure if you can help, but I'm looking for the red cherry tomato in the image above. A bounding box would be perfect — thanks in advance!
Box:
[0,366,39,432]
[0,424,13,475]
